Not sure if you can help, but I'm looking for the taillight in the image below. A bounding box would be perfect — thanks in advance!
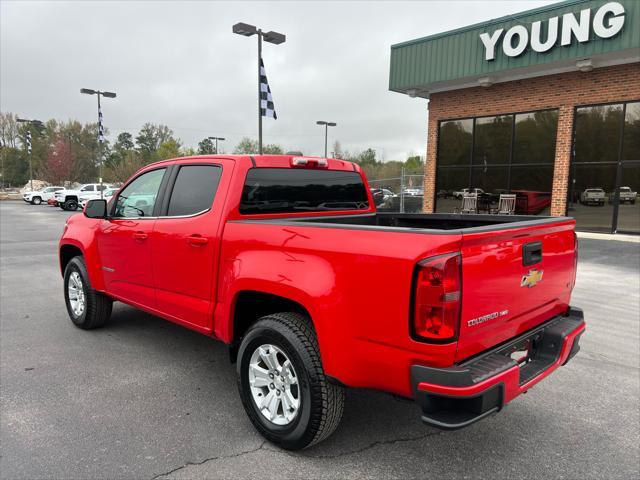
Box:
[411,253,461,343]
[571,232,578,290]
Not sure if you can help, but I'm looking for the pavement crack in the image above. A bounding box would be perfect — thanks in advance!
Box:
[265,429,444,459]
[150,441,267,479]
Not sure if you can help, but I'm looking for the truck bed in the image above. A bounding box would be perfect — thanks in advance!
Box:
[250,212,571,233]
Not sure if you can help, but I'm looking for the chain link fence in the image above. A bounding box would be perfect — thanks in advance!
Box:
[368,169,425,213]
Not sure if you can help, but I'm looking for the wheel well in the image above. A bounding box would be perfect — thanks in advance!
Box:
[59,244,82,275]
[230,291,311,357]
[65,196,78,202]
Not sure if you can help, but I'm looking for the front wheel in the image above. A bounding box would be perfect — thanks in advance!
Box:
[237,312,344,450]
[31,196,42,205]
[64,256,112,329]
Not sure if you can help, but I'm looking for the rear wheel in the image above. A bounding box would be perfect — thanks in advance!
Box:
[31,196,42,205]
[64,256,112,329]
[237,312,344,450]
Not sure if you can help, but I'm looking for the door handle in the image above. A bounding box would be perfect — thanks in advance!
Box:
[133,231,148,241]
[522,241,542,266]
[187,235,208,246]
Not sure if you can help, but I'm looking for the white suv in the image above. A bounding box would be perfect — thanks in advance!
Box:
[55,183,113,211]
[23,186,64,205]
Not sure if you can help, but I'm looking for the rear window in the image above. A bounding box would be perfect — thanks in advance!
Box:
[167,165,222,216]
[240,168,369,214]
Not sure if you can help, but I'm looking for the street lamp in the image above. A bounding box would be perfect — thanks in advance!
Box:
[316,121,337,158]
[16,117,43,191]
[207,136,225,154]
[233,22,285,154]
[80,88,116,197]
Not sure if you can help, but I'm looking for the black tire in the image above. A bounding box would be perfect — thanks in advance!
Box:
[64,199,78,211]
[31,196,42,205]
[237,312,344,450]
[63,256,112,330]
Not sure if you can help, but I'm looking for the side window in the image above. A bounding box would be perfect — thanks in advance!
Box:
[81,185,94,192]
[166,165,222,216]
[97,185,107,191]
[113,168,166,218]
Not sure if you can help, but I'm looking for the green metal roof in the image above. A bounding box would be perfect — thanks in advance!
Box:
[389,0,640,95]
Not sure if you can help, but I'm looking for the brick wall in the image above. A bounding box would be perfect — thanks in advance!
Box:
[423,62,640,216]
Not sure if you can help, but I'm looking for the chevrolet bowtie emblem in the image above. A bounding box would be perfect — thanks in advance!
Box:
[521,269,543,288]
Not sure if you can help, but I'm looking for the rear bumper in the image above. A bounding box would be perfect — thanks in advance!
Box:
[412,307,585,430]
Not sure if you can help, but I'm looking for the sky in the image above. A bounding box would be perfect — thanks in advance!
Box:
[1,0,559,160]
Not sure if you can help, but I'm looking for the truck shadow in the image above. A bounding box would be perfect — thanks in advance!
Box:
[103,304,431,451]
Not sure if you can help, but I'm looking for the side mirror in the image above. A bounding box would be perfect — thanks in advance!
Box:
[84,199,108,219]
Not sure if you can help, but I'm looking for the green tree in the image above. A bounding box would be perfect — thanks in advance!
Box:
[233,137,258,154]
[105,150,145,183]
[135,123,175,161]
[233,137,283,155]
[404,155,424,172]
[156,138,182,161]
[198,137,216,154]
[2,146,28,186]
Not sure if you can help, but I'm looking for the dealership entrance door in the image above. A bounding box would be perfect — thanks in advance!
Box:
[569,101,640,234]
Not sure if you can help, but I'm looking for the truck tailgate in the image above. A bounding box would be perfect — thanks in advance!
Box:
[456,219,577,362]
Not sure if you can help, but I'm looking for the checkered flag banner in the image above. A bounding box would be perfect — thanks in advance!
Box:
[260,58,277,119]
[98,106,105,143]
[25,131,32,155]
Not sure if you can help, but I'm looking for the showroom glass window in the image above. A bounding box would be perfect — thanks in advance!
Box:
[435,109,558,215]
[570,101,640,233]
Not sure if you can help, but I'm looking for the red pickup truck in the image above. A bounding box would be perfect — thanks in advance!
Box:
[59,155,584,449]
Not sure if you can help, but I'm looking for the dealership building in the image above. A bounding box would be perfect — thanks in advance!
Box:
[390,0,639,233]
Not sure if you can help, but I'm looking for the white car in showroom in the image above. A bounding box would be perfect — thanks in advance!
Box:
[22,186,64,205]
[55,183,113,211]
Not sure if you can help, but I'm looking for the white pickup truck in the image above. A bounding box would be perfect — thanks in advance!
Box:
[616,186,637,204]
[55,183,113,211]
[23,186,64,205]
[580,188,606,206]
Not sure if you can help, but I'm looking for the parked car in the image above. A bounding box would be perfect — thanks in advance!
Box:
[79,187,118,209]
[55,183,113,211]
[60,155,583,450]
[22,186,64,205]
[402,187,423,196]
[611,186,637,204]
[580,188,606,206]
[453,187,484,199]
[370,188,386,206]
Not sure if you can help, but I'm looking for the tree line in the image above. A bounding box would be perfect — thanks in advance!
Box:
[0,112,424,188]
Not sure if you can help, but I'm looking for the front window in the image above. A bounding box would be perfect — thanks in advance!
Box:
[240,168,369,214]
[113,168,166,218]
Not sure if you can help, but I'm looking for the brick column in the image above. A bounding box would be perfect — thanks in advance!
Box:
[550,105,574,217]
[422,109,438,213]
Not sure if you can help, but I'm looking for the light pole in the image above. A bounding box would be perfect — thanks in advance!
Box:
[80,88,116,198]
[16,117,43,191]
[208,136,225,154]
[233,22,285,155]
[316,121,337,158]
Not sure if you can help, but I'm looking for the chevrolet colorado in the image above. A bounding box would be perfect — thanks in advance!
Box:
[59,155,584,449]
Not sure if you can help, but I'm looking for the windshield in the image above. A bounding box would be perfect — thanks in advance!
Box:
[240,168,369,214]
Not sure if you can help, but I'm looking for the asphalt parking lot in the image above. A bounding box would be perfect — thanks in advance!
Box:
[1,200,639,479]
